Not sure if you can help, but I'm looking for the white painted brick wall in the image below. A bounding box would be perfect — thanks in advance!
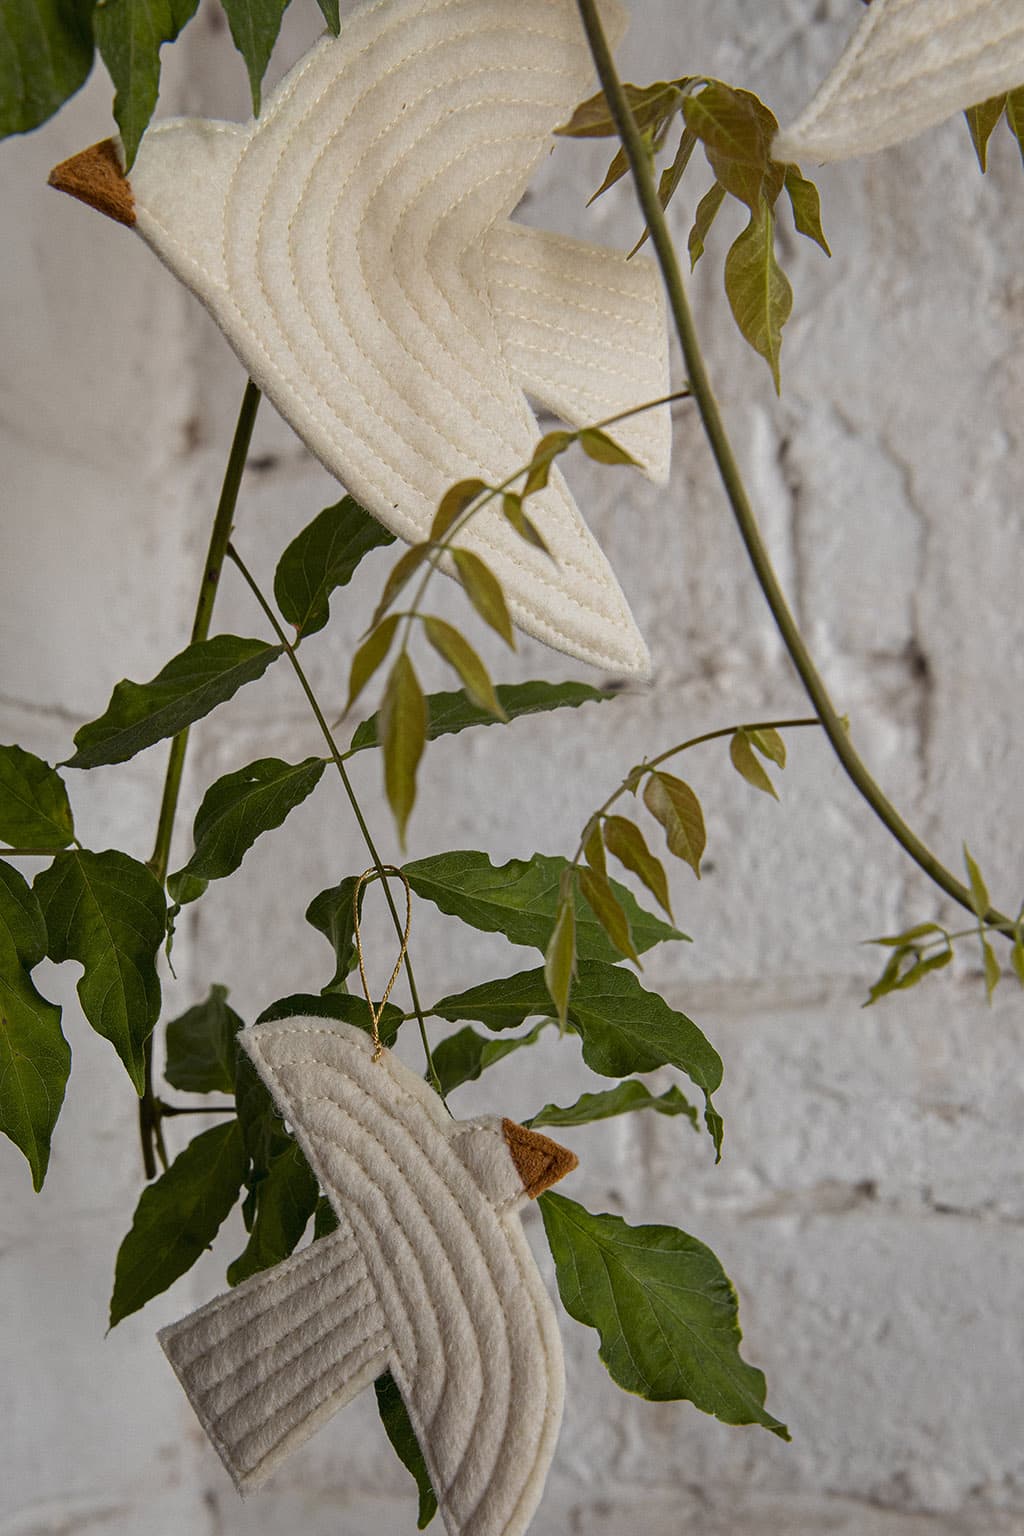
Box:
[3,2,1023,1531]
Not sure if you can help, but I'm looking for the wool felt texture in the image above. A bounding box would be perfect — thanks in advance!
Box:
[773,0,1024,164]
[159,1017,579,1536]
[51,0,671,678]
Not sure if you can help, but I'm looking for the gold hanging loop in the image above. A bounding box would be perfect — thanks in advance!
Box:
[352,865,412,1061]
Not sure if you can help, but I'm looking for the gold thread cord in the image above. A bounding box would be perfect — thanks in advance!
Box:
[352,865,412,1061]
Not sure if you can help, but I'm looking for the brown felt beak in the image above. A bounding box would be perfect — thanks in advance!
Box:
[502,1119,578,1200]
[48,140,136,228]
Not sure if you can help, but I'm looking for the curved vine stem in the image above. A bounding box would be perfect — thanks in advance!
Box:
[574,0,1015,938]
[139,379,262,1179]
[224,542,447,1107]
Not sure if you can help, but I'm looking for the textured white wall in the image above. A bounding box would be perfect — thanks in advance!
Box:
[3,2,1024,1532]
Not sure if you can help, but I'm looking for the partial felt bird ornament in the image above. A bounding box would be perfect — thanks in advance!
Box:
[159,1016,579,1535]
[49,0,671,679]
[774,0,1024,165]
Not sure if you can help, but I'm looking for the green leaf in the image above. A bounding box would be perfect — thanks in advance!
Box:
[93,0,200,169]
[432,1022,548,1096]
[684,81,780,214]
[963,844,990,920]
[254,990,403,1049]
[433,959,722,1155]
[729,729,779,798]
[423,618,505,720]
[374,1372,438,1530]
[0,860,69,1190]
[983,938,1001,1002]
[1006,87,1024,165]
[586,143,630,206]
[867,921,945,948]
[370,544,430,630]
[345,614,401,716]
[350,679,613,753]
[451,550,515,648]
[1011,932,1024,988]
[723,199,792,393]
[174,756,325,884]
[544,898,576,1026]
[274,498,394,640]
[642,772,706,877]
[34,850,166,1094]
[218,0,290,116]
[404,850,686,962]
[539,1192,788,1434]
[864,944,952,1006]
[227,1141,318,1286]
[631,124,698,252]
[109,1120,247,1325]
[579,428,637,467]
[306,875,362,991]
[235,1051,289,1180]
[603,815,673,920]
[0,745,74,849]
[164,983,241,1094]
[0,0,94,138]
[555,80,686,139]
[501,492,550,554]
[166,870,208,908]
[315,0,339,34]
[381,654,426,847]
[583,820,606,879]
[523,431,573,497]
[745,726,786,768]
[430,479,488,542]
[965,93,1007,171]
[688,180,726,270]
[783,165,830,256]
[578,866,640,966]
[528,1080,697,1131]
[68,635,282,769]
[314,1193,339,1239]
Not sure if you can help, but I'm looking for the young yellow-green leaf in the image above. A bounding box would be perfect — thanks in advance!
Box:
[630,123,699,254]
[783,165,831,256]
[963,844,990,920]
[0,860,69,1191]
[578,866,641,966]
[583,820,606,880]
[219,0,290,115]
[93,0,200,168]
[110,1120,247,1325]
[868,921,945,948]
[688,180,726,270]
[746,726,786,768]
[422,617,505,720]
[724,200,792,393]
[579,428,637,467]
[982,938,1001,1002]
[315,0,339,33]
[523,431,574,497]
[864,944,953,1006]
[274,498,394,639]
[405,850,685,962]
[164,983,241,1094]
[502,492,550,554]
[1012,932,1024,988]
[375,1372,438,1530]
[540,1192,788,1434]
[34,850,165,1094]
[730,729,779,799]
[643,771,706,878]
[370,544,431,630]
[432,1021,547,1097]
[603,815,673,920]
[451,549,515,648]
[430,479,488,542]
[965,94,1007,171]
[0,745,74,849]
[528,1080,697,1131]
[684,81,781,214]
[381,653,427,846]
[350,678,613,754]
[227,1141,318,1286]
[0,0,94,138]
[587,142,632,206]
[345,614,401,716]
[1006,87,1024,165]
[544,898,576,1025]
[555,79,686,139]
[174,757,325,884]
[67,635,282,769]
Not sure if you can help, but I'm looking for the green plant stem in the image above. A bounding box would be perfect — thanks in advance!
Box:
[138,379,262,1180]
[225,542,447,1105]
[574,0,1015,938]
[0,847,69,857]
[156,1100,235,1117]
[571,715,820,867]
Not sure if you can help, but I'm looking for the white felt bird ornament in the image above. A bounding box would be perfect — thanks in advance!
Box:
[774,0,1024,164]
[159,1017,579,1536]
[50,0,671,679]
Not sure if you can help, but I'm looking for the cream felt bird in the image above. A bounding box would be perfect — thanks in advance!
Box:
[773,0,1024,165]
[49,0,672,679]
[159,1017,579,1536]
